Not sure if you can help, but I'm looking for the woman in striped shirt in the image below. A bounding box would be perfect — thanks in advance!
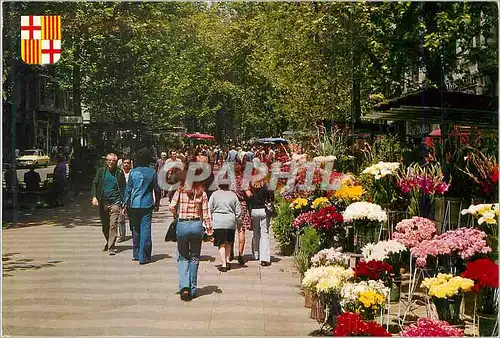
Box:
[169,169,213,301]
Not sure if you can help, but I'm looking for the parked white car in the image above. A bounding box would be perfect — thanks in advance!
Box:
[16,149,50,168]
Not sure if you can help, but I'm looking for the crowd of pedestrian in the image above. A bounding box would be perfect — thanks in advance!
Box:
[90,142,280,302]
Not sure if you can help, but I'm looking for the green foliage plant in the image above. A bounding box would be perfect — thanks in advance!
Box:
[272,194,296,253]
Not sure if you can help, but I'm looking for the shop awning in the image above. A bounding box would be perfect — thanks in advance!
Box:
[364,88,498,129]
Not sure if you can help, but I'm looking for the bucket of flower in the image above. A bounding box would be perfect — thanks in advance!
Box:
[302,263,353,321]
[340,280,389,322]
[305,248,350,311]
[421,273,475,326]
[332,312,391,337]
[343,202,387,254]
[461,258,499,337]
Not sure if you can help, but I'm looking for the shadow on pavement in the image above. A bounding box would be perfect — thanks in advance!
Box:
[200,255,216,262]
[195,285,222,298]
[115,245,133,253]
[3,191,102,229]
[2,253,62,276]
[151,253,171,262]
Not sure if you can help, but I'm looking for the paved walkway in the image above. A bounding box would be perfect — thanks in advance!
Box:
[2,194,318,336]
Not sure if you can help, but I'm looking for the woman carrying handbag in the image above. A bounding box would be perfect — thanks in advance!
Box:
[246,177,275,267]
[169,168,213,302]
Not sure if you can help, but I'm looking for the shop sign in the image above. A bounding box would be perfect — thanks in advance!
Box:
[59,115,83,124]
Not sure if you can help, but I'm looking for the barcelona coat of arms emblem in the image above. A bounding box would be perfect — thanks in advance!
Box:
[21,15,61,65]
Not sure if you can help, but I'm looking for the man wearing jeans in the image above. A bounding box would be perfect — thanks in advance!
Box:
[91,153,126,255]
[124,149,156,264]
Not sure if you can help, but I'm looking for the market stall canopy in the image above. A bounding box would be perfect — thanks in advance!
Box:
[184,133,215,141]
[258,137,289,144]
[364,88,498,129]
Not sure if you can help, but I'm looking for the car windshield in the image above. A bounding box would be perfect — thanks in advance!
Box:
[21,150,37,156]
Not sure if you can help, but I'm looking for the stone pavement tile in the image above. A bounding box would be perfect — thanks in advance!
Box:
[264,321,319,336]
[208,319,265,336]
[3,199,313,336]
[213,298,262,308]
[153,320,210,334]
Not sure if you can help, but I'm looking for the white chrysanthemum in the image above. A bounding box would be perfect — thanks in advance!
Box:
[315,266,354,295]
[340,280,389,307]
[362,240,407,261]
[343,202,388,223]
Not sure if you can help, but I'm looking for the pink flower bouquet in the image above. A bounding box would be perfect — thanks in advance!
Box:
[411,227,492,267]
[392,217,437,248]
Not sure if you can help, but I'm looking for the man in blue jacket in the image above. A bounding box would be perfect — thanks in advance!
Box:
[124,148,156,265]
[91,153,126,255]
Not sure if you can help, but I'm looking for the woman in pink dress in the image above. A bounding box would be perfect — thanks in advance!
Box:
[230,174,252,265]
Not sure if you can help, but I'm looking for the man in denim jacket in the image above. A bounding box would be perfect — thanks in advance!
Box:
[124,148,157,264]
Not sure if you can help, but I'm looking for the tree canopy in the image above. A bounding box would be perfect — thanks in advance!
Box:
[3,1,497,141]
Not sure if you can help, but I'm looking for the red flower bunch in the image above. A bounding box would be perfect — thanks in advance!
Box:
[310,205,343,231]
[461,258,499,293]
[333,312,391,336]
[354,260,393,282]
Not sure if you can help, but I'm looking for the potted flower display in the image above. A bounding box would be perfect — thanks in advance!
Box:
[343,202,387,253]
[461,258,499,336]
[314,266,353,324]
[421,273,474,325]
[340,280,389,321]
[361,240,407,302]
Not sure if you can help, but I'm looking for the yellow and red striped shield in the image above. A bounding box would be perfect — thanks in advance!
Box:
[21,15,61,65]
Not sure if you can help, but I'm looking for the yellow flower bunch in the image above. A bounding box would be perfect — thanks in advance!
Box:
[312,197,331,210]
[334,184,365,202]
[358,290,386,309]
[421,274,474,299]
[290,198,308,210]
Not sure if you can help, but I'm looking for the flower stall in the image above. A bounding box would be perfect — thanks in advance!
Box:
[267,132,498,336]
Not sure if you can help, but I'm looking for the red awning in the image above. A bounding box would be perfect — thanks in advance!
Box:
[184,133,215,140]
